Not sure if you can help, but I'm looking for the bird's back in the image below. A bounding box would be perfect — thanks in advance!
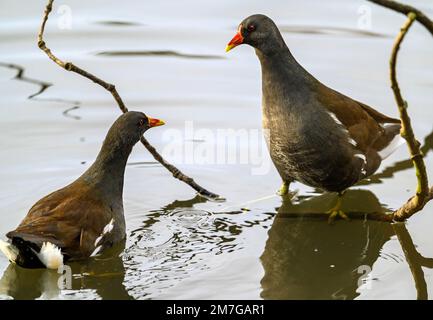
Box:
[7,180,116,260]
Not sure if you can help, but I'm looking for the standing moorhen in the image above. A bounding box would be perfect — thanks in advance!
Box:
[0,111,164,269]
[226,14,403,221]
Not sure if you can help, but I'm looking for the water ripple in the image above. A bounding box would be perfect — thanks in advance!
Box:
[96,50,224,60]
[123,200,272,299]
[279,25,389,38]
[0,62,82,120]
[94,20,144,27]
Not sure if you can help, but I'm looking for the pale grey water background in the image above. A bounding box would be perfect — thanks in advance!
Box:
[0,0,432,299]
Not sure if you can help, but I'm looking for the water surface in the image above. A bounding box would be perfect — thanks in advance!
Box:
[0,0,432,299]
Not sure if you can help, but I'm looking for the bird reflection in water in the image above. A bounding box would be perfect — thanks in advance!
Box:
[0,242,131,300]
[260,128,433,300]
[260,190,393,300]
[0,195,216,300]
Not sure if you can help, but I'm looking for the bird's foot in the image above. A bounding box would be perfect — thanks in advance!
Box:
[277,182,289,196]
[327,209,350,224]
[326,192,349,224]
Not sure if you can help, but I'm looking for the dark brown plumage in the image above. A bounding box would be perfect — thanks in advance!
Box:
[0,111,164,268]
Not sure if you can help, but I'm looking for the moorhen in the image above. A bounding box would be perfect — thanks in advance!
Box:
[0,111,164,269]
[226,14,402,221]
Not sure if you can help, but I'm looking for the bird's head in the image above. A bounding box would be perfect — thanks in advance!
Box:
[226,14,285,55]
[106,111,165,148]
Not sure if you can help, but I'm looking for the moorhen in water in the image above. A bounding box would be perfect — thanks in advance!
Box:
[226,15,402,221]
[0,111,164,269]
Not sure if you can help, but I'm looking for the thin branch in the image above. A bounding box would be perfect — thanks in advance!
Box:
[385,12,431,221]
[419,255,433,269]
[367,0,433,36]
[38,0,222,200]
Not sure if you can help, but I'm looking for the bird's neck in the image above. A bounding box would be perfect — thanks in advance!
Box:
[81,137,133,200]
[256,47,313,91]
[256,45,318,138]
[256,46,316,117]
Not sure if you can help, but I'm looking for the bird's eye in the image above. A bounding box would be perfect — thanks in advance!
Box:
[247,24,256,32]
[139,119,145,126]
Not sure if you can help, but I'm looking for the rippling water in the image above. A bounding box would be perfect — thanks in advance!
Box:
[0,0,432,299]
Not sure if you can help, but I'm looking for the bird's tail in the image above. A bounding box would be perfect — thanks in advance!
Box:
[0,240,18,263]
[1,237,63,270]
[33,242,63,270]
[378,124,405,160]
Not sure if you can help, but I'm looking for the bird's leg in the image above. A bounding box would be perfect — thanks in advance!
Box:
[277,181,290,196]
[327,191,349,224]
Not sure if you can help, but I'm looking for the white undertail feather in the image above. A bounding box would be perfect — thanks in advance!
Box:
[378,135,405,160]
[0,240,18,263]
[36,242,63,270]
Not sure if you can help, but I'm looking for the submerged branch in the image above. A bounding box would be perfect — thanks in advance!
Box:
[393,223,428,300]
[277,211,393,222]
[38,0,222,200]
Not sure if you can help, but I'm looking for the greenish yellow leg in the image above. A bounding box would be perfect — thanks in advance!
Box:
[327,193,349,224]
[277,181,289,196]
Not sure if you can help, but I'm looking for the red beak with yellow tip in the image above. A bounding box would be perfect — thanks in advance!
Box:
[148,117,165,128]
[226,29,244,52]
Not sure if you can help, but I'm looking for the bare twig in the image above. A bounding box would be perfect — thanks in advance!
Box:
[367,0,433,36]
[368,0,433,221]
[38,0,222,200]
[382,12,431,221]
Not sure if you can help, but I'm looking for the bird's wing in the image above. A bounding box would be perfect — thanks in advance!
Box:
[356,100,401,124]
[316,84,400,152]
[7,182,111,258]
